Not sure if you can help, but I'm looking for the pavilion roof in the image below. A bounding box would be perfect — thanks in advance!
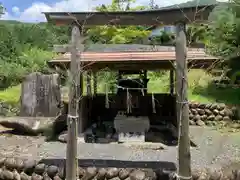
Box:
[48,44,219,70]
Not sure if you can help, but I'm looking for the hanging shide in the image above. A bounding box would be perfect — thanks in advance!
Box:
[152,93,156,114]
[126,88,132,114]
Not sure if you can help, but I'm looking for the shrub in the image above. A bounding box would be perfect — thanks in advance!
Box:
[0,48,54,89]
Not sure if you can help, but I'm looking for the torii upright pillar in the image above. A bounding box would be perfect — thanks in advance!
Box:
[66,25,83,180]
[175,22,191,180]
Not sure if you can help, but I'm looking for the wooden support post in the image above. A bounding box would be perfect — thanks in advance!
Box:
[175,22,191,180]
[86,71,92,96]
[170,70,174,95]
[86,71,92,128]
[143,70,147,94]
[79,72,84,134]
[93,72,97,95]
[80,74,83,95]
[118,71,122,81]
[66,25,82,180]
[143,70,147,78]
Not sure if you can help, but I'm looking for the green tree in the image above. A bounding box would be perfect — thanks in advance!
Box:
[0,3,5,16]
[207,3,237,57]
[87,0,150,44]
[0,21,69,88]
[86,0,151,90]
[186,24,210,44]
[149,30,175,45]
[207,2,240,81]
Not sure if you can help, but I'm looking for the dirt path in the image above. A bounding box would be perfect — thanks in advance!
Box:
[0,124,240,170]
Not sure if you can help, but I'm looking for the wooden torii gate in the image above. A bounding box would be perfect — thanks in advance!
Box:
[44,3,217,180]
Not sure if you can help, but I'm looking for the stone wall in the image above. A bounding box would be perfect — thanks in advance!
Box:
[189,102,239,126]
[0,101,19,117]
[0,157,239,180]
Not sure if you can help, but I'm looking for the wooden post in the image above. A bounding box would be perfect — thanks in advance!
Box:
[80,74,83,95]
[79,72,84,134]
[170,70,174,95]
[93,72,97,95]
[175,22,191,180]
[118,71,122,81]
[66,25,82,180]
[143,70,147,94]
[86,71,92,96]
[86,71,92,129]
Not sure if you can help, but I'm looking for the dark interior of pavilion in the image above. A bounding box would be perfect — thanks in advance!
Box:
[54,68,197,147]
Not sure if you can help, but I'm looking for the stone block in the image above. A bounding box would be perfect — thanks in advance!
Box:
[118,132,145,143]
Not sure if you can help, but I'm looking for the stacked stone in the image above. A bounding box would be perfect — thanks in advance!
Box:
[191,168,240,180]
[188,102,236,126]
[0,157,67,180]
[0,157,240,180]
[0,157,161,180]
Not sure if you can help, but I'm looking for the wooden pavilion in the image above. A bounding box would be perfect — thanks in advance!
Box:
[49,45,218,113]
[43,2,219,180]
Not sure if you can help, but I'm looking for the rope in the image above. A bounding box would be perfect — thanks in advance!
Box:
[176,100,189,104]
[141,88,145,96]
[116,85,147,90]
[67,115,79,125]
[68,115,79,118]
[152,93,156,113]
[105,84,109,109]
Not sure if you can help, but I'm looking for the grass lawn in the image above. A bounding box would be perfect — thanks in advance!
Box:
[0,85,21,105]
[0,69,239,105]
[147,69,240,104]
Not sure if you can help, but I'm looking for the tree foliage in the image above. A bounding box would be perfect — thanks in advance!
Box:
[0,22,69,88]
[206,2,240,78]
[186,24,210,44]
[87,0,150,44]
[2,0,240,90]
[207,4,237,57]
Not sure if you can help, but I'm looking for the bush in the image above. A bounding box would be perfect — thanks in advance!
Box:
[0,48,55,89]
[0,21,69,89]
[18,47,54,73]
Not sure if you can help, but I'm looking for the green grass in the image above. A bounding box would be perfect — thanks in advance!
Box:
[0,69,239,105]
[0,85,21,105]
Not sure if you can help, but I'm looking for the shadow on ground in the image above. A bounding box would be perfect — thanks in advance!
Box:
[40,158,177,170]
[146,127,197,147]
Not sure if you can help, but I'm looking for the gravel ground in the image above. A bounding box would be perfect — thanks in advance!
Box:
[0,125,239,170]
